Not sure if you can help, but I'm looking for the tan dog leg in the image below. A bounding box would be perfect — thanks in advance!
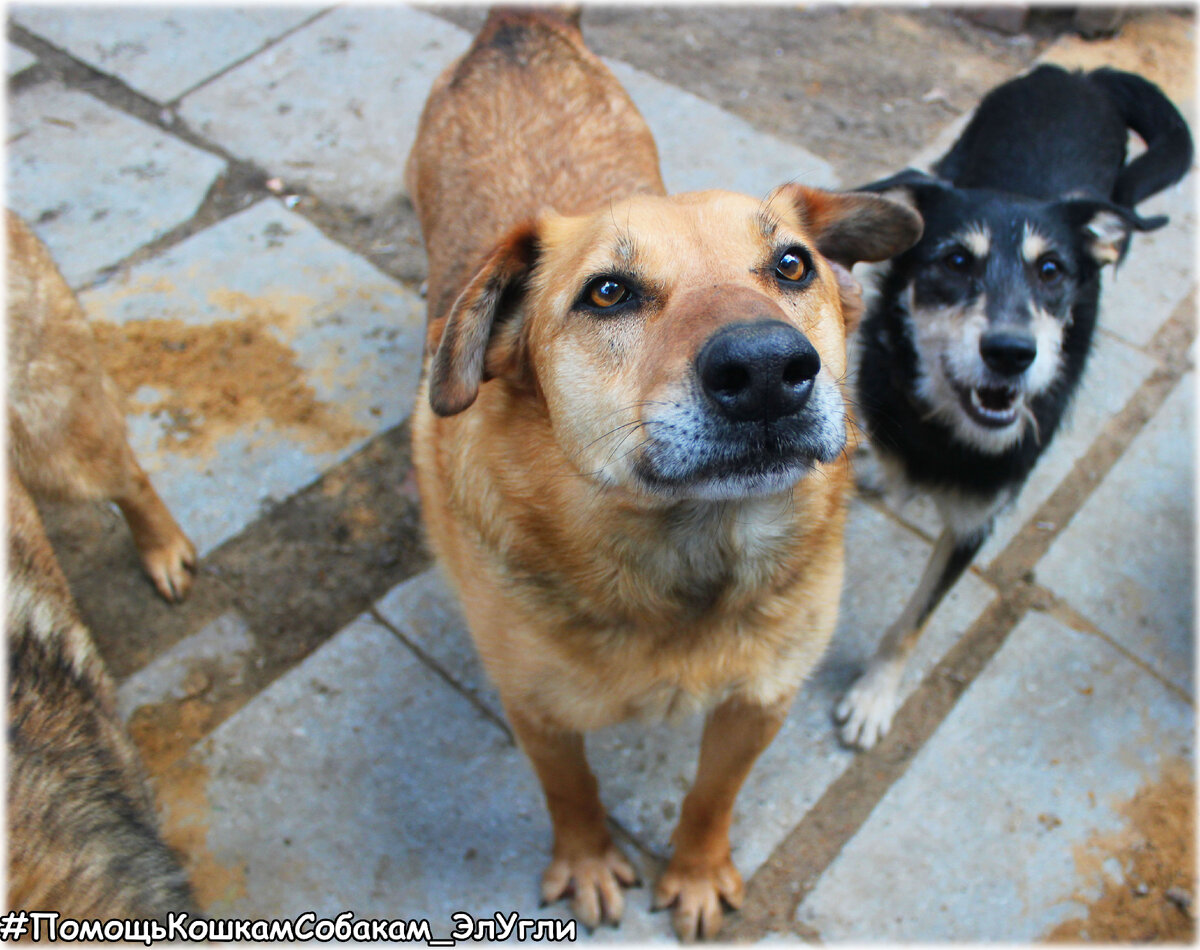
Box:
[507,708,638,929]
[11,388,196,603]
[656,695,788,941]
[110,456,196,603]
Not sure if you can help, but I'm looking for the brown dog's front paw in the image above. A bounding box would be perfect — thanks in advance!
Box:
[140,533,197,603]
[653,855,743,942]
[541,845,639,930]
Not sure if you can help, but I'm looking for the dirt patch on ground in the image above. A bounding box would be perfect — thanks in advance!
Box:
[92,314,367,458]
[1046,757,1195,943]
[156,756,248,911]
[126,656,250,781]
[1041,10,1196,105]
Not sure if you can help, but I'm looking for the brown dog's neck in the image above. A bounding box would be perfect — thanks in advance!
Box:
[443,389,843,632]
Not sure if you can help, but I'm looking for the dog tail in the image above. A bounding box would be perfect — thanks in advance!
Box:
[1089,67,1194,208]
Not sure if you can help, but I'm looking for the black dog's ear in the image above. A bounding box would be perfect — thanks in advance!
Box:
[429,223,539,416]
[853,167,951,213]
[1056,197,1167,267]
[780,183,924,268]
[855,167,946,194]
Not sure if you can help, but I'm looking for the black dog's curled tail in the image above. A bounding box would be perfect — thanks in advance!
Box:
[1089,67,1194,209]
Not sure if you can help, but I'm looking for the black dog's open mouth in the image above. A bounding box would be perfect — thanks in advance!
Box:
[952,378,1022,428]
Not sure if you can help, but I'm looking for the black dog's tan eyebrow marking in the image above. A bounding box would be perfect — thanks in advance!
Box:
[1021,221,1051,263]
[950,223,991,257]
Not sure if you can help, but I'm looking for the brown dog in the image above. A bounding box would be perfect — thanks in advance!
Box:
[408,9,920,940]
[7,210,196,602]
[7,211,198,917]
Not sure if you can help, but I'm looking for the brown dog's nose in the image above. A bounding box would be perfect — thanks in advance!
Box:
[697,320,820,423]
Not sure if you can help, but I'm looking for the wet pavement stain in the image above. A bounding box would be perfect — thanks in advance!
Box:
[156,755,248,911]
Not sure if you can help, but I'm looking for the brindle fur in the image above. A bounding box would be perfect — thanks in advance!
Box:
[7,479,196,918]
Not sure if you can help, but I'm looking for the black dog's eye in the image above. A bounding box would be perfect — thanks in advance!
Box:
[942,248,973,274]
[1037,255,1064,284]
[583,277,631,310]
[775,248,808,283]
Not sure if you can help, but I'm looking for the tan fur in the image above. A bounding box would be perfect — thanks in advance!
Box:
[408,8,920,940]
[7,210,196,601]
[7,477,196,919]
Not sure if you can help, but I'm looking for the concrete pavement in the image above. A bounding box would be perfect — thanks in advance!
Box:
[7,5,1194,941]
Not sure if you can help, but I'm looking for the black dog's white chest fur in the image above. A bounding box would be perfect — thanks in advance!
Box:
[835,64,1192,751]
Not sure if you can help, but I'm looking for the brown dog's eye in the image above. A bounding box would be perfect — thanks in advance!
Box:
[585,277,630,309]
[776,249,807,282]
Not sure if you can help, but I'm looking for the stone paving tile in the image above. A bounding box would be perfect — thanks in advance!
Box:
[8,42,36,75]
[117,612,255,724]
[178,7,470,214]
[605,59,837,195]
[10,6,323,103]
[160,609,715,941]
[179,7,835,218]
[373,567,501,717]
[374,498,996,882]
[795,610,1194,941]
[7,81,225,287]
[9,7,1189,942]
[78,200,426,555]
[1039,372,1194,696]
[165,616,549,924]
[1096,170,1197,351]
[877,326,1160,563]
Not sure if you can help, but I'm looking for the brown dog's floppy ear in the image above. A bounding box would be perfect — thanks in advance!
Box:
[781,183,924,268]
[429,224,539,417]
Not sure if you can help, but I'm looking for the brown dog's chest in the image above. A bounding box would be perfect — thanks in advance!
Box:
[460,463,840,636]
[477,498,845,727]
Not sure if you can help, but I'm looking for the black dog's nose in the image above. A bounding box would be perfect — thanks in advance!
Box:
[980,330,1037,376]
[697,320,821,423]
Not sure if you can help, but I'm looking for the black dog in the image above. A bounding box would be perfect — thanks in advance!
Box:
[836,64,1192,749]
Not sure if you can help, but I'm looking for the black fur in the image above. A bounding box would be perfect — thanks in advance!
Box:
[834,65,1191,751]
[857,64,1192,509]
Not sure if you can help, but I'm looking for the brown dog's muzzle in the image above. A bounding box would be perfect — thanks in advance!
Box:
[696,320,821,423]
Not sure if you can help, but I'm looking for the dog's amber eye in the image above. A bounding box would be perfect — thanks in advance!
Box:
[1037,256,1063,284]
[586,277,630,308]
[776,249,807,282]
